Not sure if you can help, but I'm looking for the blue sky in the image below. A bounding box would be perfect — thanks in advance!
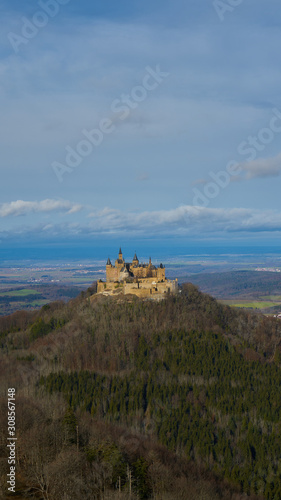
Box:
[1,0,281,247]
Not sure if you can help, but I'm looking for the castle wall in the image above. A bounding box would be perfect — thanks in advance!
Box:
[106,265,119,282]
[124,286,155,298]
[97,281,124,293]
[129,266,158,279]
[115,260,124,271]
[97,278,178,298]
[123,279,177,297]
[157,268,165,281]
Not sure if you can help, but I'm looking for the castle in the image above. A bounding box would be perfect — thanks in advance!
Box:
[97,248,178,299]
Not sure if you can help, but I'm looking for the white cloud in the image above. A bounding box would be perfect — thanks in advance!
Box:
[238,153,281,180]
[0,199,82,217]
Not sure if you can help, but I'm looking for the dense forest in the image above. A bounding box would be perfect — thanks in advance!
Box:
[1,283,281,499]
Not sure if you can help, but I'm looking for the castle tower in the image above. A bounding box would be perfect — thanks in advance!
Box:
[157,263,165,281]
[106,257,114,282]
[132,252,139,266]
[115,247,125,278]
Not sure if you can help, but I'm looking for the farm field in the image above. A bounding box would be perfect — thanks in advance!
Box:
[220,299,281,310]
[0,288,40,297]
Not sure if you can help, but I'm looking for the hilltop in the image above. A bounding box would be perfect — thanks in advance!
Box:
[1,283,281,499]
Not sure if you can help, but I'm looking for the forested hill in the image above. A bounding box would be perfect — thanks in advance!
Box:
[188,270,281,299]
[1,284,281,499]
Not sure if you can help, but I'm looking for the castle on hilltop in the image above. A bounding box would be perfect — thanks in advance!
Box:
[97,248,178,299]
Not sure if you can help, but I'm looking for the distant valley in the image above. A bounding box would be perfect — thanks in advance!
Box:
[1,260,281,316]
[189,270,281,314]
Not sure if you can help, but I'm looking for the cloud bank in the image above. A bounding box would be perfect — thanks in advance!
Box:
[0,199,82,217]
[86,206,281,234]
[2,204,281,240]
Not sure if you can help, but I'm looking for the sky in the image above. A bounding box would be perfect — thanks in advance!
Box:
[1,0,281,250]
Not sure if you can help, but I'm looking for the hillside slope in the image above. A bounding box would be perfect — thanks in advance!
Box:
[1,284,281,499]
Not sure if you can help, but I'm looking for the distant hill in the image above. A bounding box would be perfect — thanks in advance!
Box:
[186,270,281,299]
[1,284,281,499]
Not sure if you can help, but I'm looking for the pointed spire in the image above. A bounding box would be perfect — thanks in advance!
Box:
[133,252,138,261]
[107,257,112,265]
[119,247,122,255]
